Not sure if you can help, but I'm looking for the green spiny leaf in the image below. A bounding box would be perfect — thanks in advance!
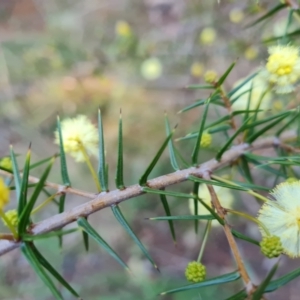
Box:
[239,156,253,183]
[216,62,235,86]
[245,3,286,28]
[30,243,80,298]
[77,217,129,271]
[139,131,174,186]
[18,157,55,235]
[186,84,215,90]
[115,110,125,189]
[178,93,221,114]
[193,182,199,233]
[159,193,176,244]
[160,271,240,295]
[192,99,210,164]
[22,228,78,241]
[188,176,249,191]
[165,113,179,170]
[98,109,107,191]
[56,116,71,186]
[58,194,66,247]
[231,230,259,246]
[247,113,291,143]
[252,262,279,300]
[216,116,253,161]
[276,111,299,136]
[227,72,258,97]
[142,187,195,199]
[82,217,89,251]
[21,242,63,300]
[265,266,300,293]
[111,204,159,271]
[18,146,31,218]
[10,146,21,200]
[30,155,58,170]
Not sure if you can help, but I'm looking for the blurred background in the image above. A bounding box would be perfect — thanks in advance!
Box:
[0,0,299,299]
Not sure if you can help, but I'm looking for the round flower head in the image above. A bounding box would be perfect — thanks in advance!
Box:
[0,157,12,170]
[115,21,132,38]
[199,27,216,45]
[2,209,18,228]
[258,181,300,258]
[265,45,300,94]
[190,62,204,78]
[260,236,283,259]
[54,115,98,162]
[0,177,10,211]
[140,58,162,81]
[229,8,244,23]
[204,70,218,84]
[200,132,212,148]
[244,46,258,61]
[185,261,206,283]
[189,184,234,227]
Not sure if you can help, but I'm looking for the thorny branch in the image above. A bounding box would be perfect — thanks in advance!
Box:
[0,129,296,287]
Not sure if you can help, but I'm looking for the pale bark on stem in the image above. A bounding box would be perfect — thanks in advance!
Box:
[0,130,296,257]
[202,172,254,294]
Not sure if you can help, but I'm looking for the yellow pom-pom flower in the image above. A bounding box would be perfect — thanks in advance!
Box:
[140,58,163,81]
[185,261,206,283]
[200,132,212,148]
[258,180,300,258]
[2,209,18,228]
[189,184,234,227]
[190,62,204,78]
[204,70,218,83]
[265,45,300,94]
[54,115,98,162]
[199,27,217,45]
[0,157,12,170]
[115,21,132,38]
[0,177,10,211]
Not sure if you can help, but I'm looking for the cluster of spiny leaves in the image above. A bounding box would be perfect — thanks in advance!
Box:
[2,2,300,300]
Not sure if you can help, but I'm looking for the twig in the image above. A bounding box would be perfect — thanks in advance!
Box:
[0,130,296,256]
[202,171,254,294]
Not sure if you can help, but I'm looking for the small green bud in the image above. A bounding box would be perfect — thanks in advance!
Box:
[200,132,212,148]
[185,261,206,283]
[260,236,283,258]
[204,70,218,84]
[2,209,18,228]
